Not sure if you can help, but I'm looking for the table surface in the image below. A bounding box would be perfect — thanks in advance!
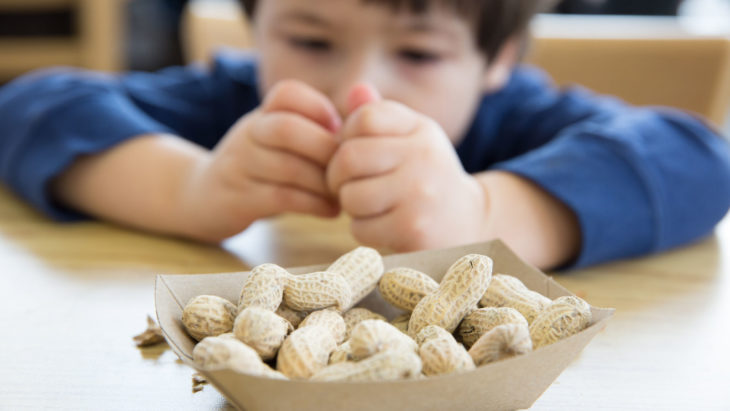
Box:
[0,185,728,410]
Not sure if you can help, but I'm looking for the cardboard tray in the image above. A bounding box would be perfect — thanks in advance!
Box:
[155,240,613,411]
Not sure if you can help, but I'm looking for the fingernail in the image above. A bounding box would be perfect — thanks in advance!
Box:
[346,83,381,115]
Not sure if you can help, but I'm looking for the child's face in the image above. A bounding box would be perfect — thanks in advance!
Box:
[253,0,507,143]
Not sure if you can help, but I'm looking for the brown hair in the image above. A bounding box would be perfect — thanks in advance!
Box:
[238,0,554,62]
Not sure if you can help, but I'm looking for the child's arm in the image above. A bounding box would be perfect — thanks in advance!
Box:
[0,57,340,241]
[0,57,251,221]
[327,95,579,269]
[329,78,730,270]
[51,80,341,241]
[474,66,730,267]
[473,171,581,269]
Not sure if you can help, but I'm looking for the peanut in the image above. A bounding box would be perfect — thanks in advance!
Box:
[416,326,475,376]
[238,263,292,313]
[192,335,287,379]
[349,319,417,361]
[283,271,352,312]
[468,323,532,366]
[414,324,453,346]
[276,325,337,379]
[457,307,528,348]
[530,295,592,348]
[408,254,493,337]
[329,340,352,364]
[275,305,308,328]
[233,306,293,360]
[480,274,551,324]
[378,267,439,311]
[298,308,347,344]
[182,295,237,341]
[389,313,411,334]
[342,307,386,339]
[327,247,384,310]
[311,350,422,382]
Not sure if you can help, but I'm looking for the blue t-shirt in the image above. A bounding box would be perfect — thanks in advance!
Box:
[1,52,729,268]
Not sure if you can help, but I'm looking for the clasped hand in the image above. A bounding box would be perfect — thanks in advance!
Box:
[188,80,488,251]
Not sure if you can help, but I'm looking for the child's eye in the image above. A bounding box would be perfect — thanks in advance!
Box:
[288,37,332,53]
[398,49,441,64]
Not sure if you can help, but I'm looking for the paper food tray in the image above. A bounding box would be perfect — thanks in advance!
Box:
[155,239,613,411]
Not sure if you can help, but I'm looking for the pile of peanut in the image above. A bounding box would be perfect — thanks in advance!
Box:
[182,247,592,382]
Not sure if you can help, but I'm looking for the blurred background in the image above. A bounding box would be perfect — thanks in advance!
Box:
[0,0,728,131]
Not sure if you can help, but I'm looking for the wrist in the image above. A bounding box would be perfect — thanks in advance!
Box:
[175,152,227,242]
[464,173,493,245]
[474,170,581,269]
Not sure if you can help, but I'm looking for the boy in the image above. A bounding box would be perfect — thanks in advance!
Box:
[0,0,729,270]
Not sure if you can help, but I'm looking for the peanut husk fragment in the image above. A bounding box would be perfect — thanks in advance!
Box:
[133,315,166,347]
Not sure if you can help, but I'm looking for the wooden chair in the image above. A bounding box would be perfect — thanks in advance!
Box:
[181,0,252,63]
[0,0,127,80]
[181,2,730,128]
[527,15,730,128]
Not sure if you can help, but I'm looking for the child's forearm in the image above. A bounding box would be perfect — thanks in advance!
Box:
[474,170,581,269]
[50,133,210,239]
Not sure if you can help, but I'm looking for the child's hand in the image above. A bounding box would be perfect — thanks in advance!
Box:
[327,85,488,251]
[183,80,342,241]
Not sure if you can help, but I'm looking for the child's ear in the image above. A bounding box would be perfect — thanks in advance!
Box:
[482,37,520,93]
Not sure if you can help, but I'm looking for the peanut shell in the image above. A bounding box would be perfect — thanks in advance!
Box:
[479,274,551,324]
[329,340,352,364]
[312,350,422,382]
[182,295,237,341]
[238,263,292,312]
[299,308,347,344]
[275,305,308,328]
[418,327,475,376]
[530,295,592,348]
[457,307,528,348]
[349,319,417,361]
[415,324,453,346]
[233,306,292,360]
[327,247,384,310]
[389,313,411,334]
[469,322,533,366]
[192,335,287,379]
[276,325,337,379]
[283,271,352,312]
[343,307,387,339]
[408,254,493,337]
[378,267,439,311]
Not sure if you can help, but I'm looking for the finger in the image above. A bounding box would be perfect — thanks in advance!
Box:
[346,83,381,116]
[252,112,339,166]
[338,172,401,218]
[349,207,411,251]
[341,100,419,140]
[262,79,342,133]
[244,144,331,197]
[326,136,408,194]
[255,181,340,218]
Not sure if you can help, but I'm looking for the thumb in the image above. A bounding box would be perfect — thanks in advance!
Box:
[346,83,382,116]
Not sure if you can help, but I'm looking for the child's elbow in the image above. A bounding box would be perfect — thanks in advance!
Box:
[653,112,730,251]
[709,143,730,219]
[685,131,730,239]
